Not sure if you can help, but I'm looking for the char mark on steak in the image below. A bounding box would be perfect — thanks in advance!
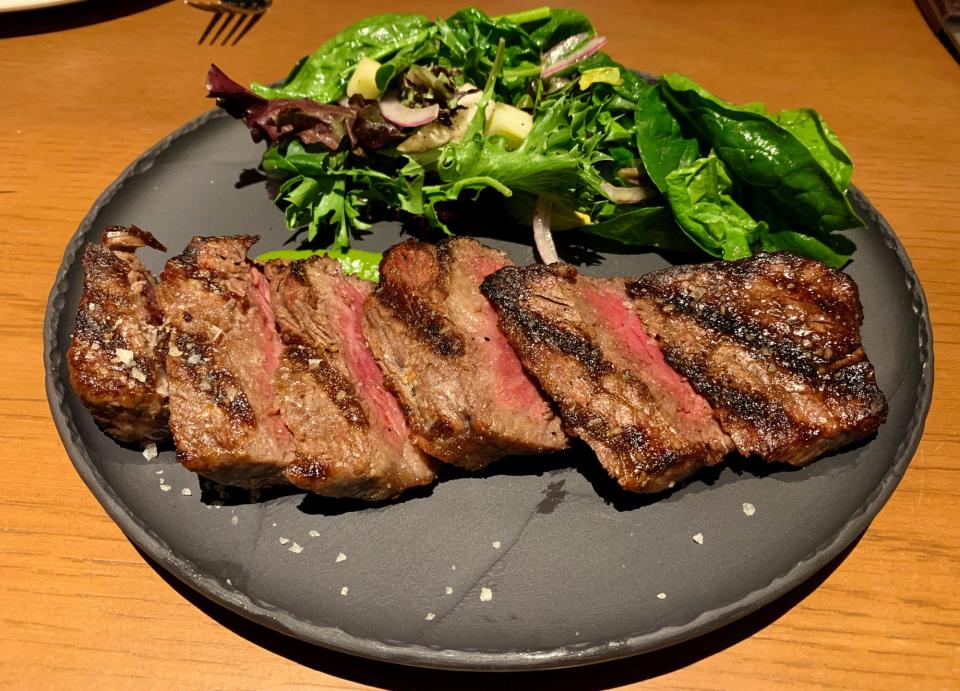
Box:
[157,235,294,488]
[481,263,732,493]
[627,252,888,464]
[67,226,169,444]
[362,238,567,469]
[265,256,437,501]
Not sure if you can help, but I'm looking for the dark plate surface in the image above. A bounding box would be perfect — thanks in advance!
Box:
[44,107,933,671]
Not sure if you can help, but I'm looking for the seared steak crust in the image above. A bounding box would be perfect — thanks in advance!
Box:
[157,235,293,487]
[67,226,169,443]
[362,238,567,469]
[266,257,437,500]
[627,252,887,464]
[482,263,732,492]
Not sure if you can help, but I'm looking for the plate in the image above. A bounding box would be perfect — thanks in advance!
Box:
[0,0,86,12]
[44,106,933,671]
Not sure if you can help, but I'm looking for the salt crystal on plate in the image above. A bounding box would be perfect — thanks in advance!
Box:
[279,537,289,545]
[181,488,192,496]
[336,552,347,563]
[231,515,239,525]
[289,542,303,554]
[308,530,320,538]
[142,443,158,461]
[425,612,435,621]
[742,502,756,516]
[692,532,704,545]
[480,587,493,602]
[340,587,349,596]
[492,541,501,549]
[657,592,667,600]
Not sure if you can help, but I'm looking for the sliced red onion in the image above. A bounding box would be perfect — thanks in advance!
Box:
[541,31,589,65]
[600,181,656,204]
[378,95,440,128]
[532,197,559,264]
[541,36,608,79]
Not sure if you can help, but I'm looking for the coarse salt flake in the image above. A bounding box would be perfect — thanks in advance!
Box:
[289,542,303,554]
[692,532,704,545]
[336,552,347,563]
[480,587,493,602]
[130,367,147,383]
[278,537,289,545]
[115,348,135,365]
[168,342,182,357]
[160,484,172,492]
[657,592,667,600]
[425,612,435,621]
[340,586,349,596]
[492,541,501,549]
[231,515,239,525]
[155,470,163,475]
[308,530,320,538]
[445,586,453,595]
[142,443,158,461]
[181,488,192,496]
[742,502,756,517]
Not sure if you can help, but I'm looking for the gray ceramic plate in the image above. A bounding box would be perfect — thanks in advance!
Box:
[44,106,932,671]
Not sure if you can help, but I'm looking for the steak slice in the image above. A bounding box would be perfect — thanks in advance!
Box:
[157,235,293,488]
[67,226,169,444]
[362,238,567,469]
[627,252,888,464]
[481,263,732,493]
[265,257,437,500]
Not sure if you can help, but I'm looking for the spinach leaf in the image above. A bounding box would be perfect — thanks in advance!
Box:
[584,206,696,251]
[634,82,699,193]
[252,14,432,102]
[759,230,853,269]
[773,107,853,190]
[664,153,766,260]
[660,73,863,235]
[256,247,382,282]
[526,8,593,49]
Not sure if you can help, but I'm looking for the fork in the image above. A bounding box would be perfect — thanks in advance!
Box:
[186,0,272,46]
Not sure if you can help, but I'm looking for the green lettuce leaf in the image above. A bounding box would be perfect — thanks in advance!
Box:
[256,247,382,282]
[773,107,853,191]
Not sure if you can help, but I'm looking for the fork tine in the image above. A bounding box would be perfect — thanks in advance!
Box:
[209,11,237,45]
[221,12,248,45]
[230,11,263,45]
[197,11,224,45]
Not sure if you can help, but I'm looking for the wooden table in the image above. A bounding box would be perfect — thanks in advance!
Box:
[2,0,957,687]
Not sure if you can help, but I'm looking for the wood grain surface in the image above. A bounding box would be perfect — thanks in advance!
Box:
[1,0,958,688]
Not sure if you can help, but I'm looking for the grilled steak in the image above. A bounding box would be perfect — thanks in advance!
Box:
[627,252,887,464]
[265,257,437,500]
[362,238,567,469]
[482,264,732,492]
[156,236,293,488]
[67,226,169,443]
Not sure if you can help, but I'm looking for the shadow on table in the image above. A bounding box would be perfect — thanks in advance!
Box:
[0,0,171,39]
[137,533,861,688]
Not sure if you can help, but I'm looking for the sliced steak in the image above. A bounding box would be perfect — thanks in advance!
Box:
[157,235,293,488]
[265,257,437,500]
[482,263,732,492]
[627,252,888,464]
[67,226,169,444]
[362,238,567,469]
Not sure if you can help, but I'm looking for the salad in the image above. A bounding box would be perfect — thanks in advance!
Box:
[207,6,865,278]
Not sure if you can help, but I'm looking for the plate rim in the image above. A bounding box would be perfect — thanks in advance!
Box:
[43,106,935,671]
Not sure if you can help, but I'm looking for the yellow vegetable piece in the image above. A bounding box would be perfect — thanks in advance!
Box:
[346,57,382,100]
[578,67,622,90]
[484,102,533,150]
[551,206,592,231]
